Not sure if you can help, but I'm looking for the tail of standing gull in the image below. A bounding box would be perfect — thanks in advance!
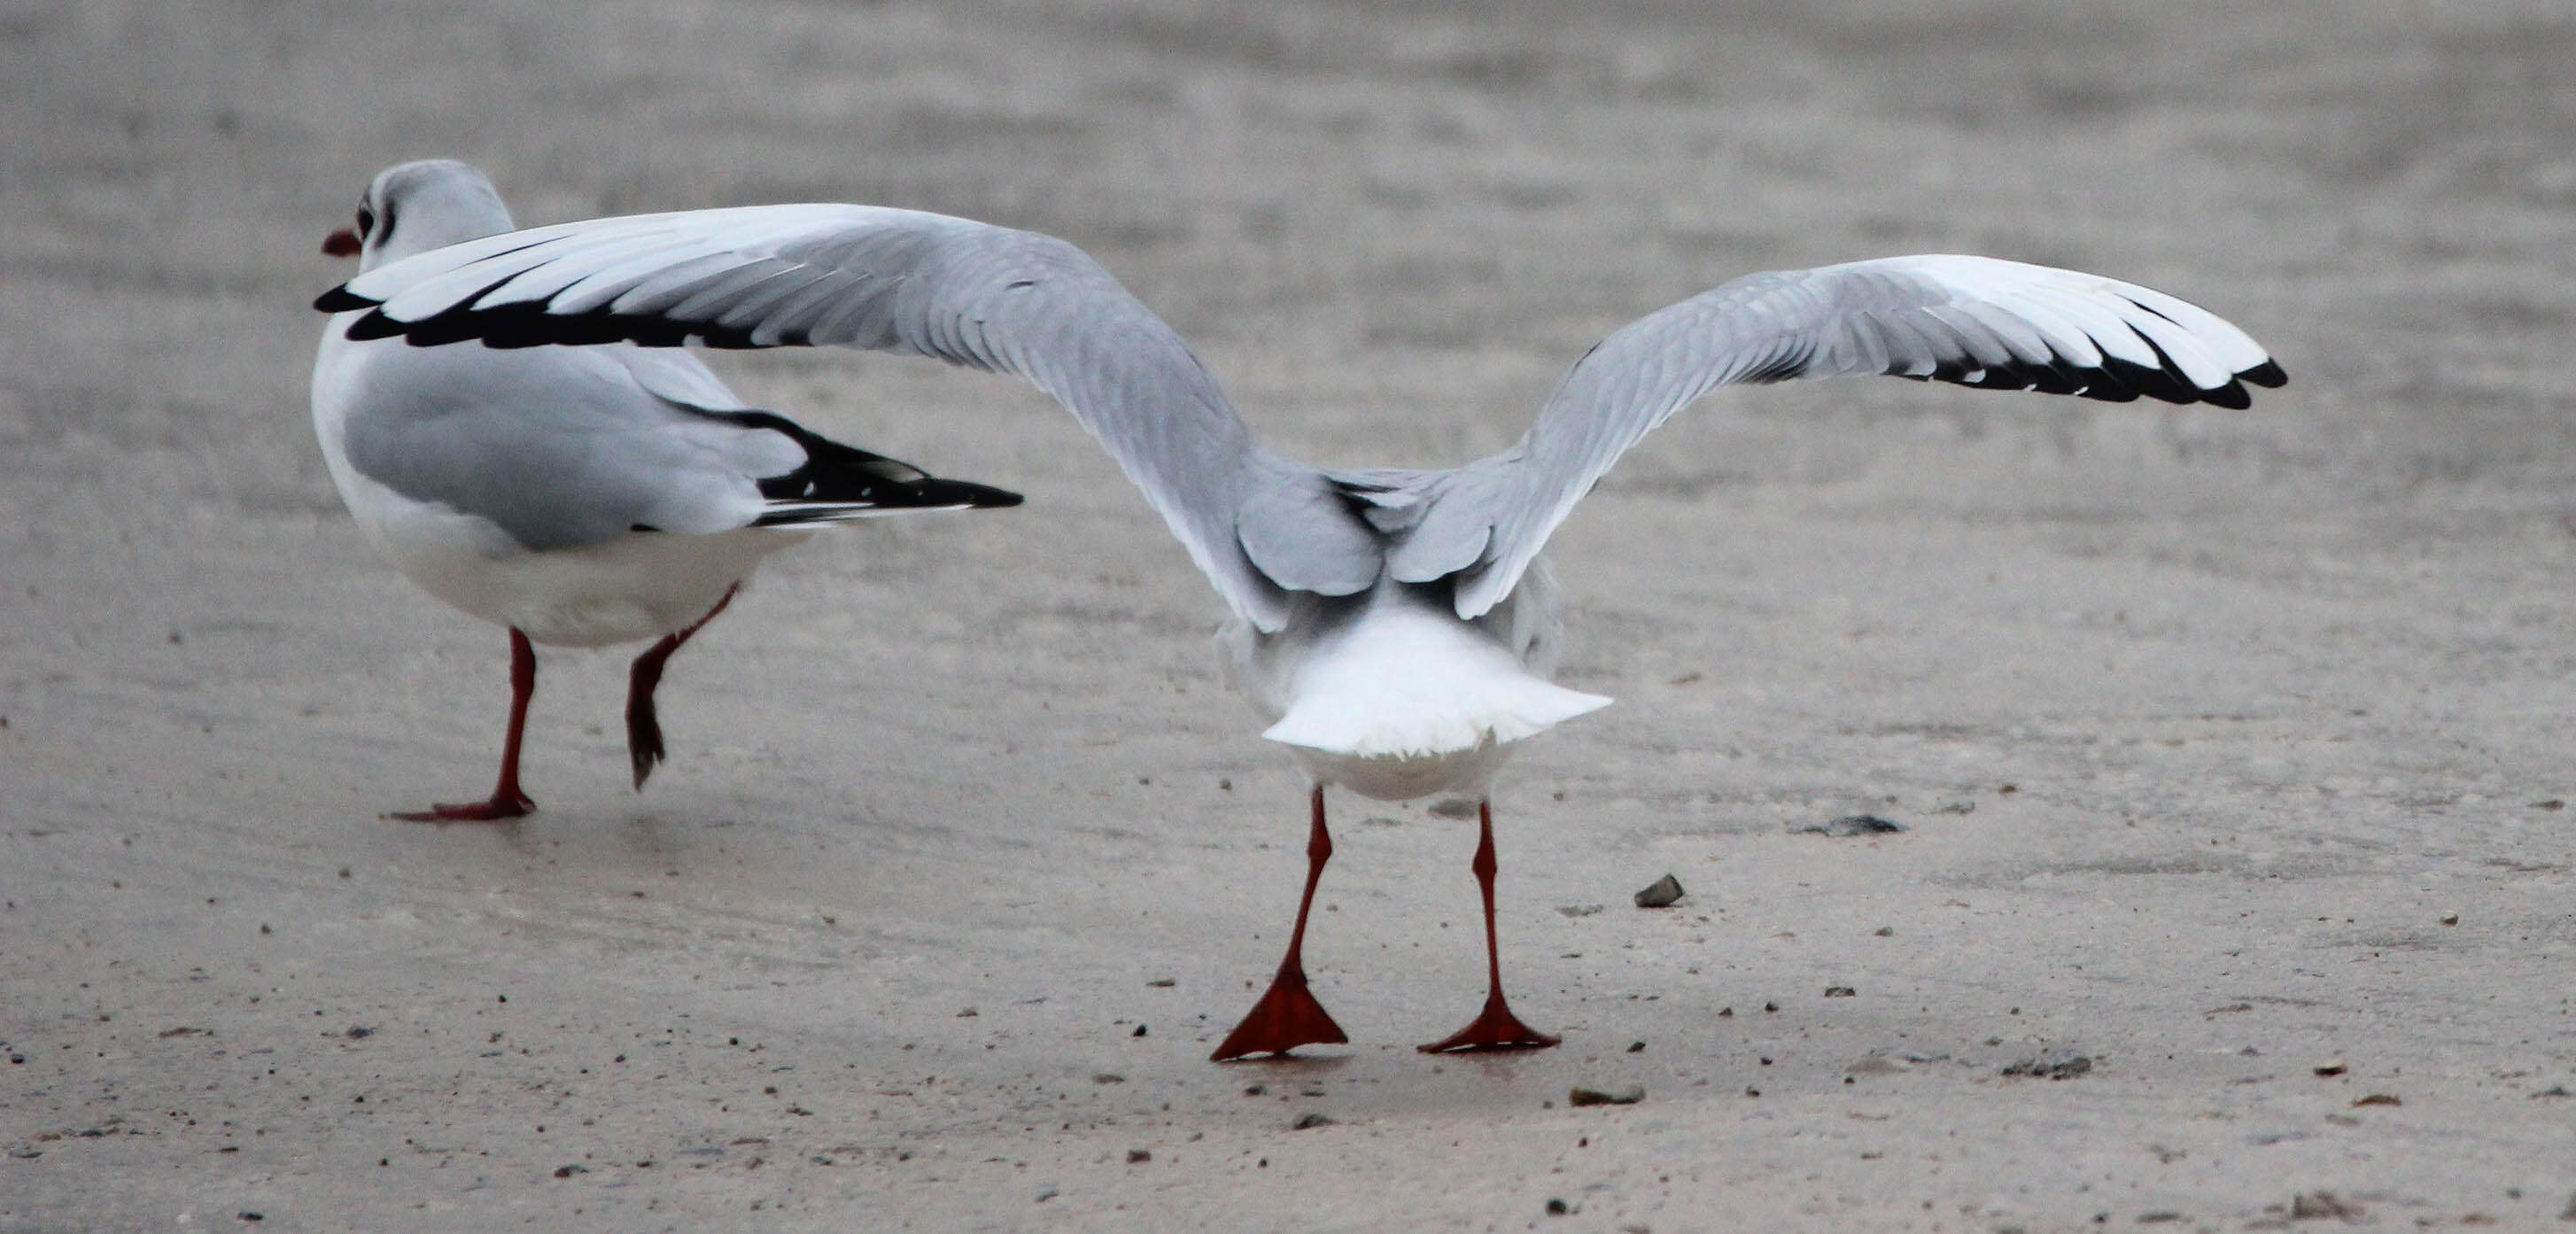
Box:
[1261,587,1610,759]
[706,409,1024,526]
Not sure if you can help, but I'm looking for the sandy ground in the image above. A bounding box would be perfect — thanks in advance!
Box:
[6,0,2575,1230]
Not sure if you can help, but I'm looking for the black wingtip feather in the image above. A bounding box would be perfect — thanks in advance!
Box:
[343,310,407,341]
[314,284,375,313]
[1911,347,2276,409]
[696,408,1023,515]
[386,300,765,351]
[910,477,1025,509]
[2240,359,2287,388]
[2099,355,2200,406]
[2200,381,2253,411]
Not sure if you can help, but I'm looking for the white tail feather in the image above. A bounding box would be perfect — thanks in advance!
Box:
[1260,592,1609,758]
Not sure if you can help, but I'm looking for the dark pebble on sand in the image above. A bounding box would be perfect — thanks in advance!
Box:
[1568,1084,1645,1106]
[1999,1050,2092,1080]
[2289,1192,2362,1221]
[1794,814,1905,837]
[1633,874,1684,908]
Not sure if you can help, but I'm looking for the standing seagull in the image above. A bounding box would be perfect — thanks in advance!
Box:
[310,162,1020,820]
[316,198,2283,1051]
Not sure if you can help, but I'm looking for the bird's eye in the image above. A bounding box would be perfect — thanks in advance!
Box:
[355,206,375,237]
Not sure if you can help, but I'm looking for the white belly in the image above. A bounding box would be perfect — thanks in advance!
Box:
[331,453,801,647]
[1288,739,1519,803]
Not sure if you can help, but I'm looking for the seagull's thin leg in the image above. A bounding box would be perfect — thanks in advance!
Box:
[1211,785,1350,1061]
[1419,800,1559,1053]
[396,628,539,823]
[625,584,739,790]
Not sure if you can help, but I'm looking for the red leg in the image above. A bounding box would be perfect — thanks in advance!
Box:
[396,628,538,823]
[1418,801,1559,1053]
[625,585,739,790]
[1211,785,1351,1061]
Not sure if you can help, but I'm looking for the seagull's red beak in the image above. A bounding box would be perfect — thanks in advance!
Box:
[322,228,361,258]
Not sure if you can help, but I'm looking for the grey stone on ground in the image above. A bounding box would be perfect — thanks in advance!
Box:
[1633,873,1685,908]
[2000,1051,2095,1081]
[1793,814,1907,837]
[2288,1191,2363,1221]
[1569,1084,1647,1106]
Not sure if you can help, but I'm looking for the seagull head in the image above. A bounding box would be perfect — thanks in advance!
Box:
[322,159,516,270]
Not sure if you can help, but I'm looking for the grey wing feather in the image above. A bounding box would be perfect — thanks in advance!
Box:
[1397,254,2284,617]
[332,205,1384,629]
[611,342,752,413]
[338,342,794,550]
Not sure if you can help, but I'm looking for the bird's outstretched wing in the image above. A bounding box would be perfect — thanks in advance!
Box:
[1392,254,2286,617]
[319,205,1382,629]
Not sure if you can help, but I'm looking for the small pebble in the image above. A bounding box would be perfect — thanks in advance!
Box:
[1567,1084,1645,1106]
[1793,814,1905,837]
[1824,985,1856,997]
[1127,1148,1151,1163]
[1291,1112,1333,1129]
[2440,912,2460,926]
[1633,874,1684,908]
[2000,1051,2092,1080]
[2289,1192,2361,1221]
[2313,1059,2347,1076]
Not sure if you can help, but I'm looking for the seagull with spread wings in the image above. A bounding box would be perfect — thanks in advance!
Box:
[319,191,2282,1055]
